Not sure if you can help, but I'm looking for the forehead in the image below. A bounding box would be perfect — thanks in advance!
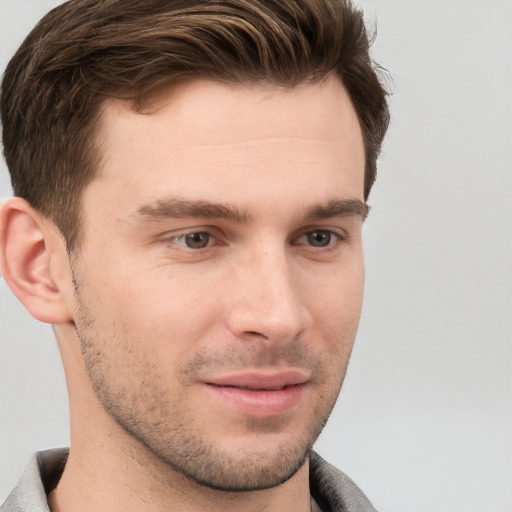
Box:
[100,76,363,148]
[87,76,365,217]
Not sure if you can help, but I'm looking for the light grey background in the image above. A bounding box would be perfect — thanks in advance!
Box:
[1,1,511,511]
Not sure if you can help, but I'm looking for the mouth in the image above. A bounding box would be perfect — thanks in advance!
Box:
[217,384,293,391]
[203,370,309,418]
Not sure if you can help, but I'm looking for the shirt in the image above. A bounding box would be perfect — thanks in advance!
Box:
[1,449,376,512]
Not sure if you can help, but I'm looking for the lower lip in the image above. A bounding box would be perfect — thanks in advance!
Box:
[205,383,306,418]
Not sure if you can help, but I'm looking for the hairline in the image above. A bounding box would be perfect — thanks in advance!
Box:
[65,73,361,252]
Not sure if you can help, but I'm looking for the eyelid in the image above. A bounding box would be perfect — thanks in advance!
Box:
[291,226,348,246]
[158,224,350,250]
[161,227,220,248]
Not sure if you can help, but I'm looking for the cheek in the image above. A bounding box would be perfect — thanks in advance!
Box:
[101,271,224,357]
[309,258,364,312]
[308,262,364,349]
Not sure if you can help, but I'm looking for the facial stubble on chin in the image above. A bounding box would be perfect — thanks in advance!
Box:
[70,265,352,492]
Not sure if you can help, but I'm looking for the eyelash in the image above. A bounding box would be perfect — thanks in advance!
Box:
[167,230,217,249]
[165,228,346,251]
[292,229,345,249]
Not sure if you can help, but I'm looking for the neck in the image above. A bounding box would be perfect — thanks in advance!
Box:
[48,429,312,512]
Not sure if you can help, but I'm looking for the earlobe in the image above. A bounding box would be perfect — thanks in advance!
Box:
[0,197,73,324]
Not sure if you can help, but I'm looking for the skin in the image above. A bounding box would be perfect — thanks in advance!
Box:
[0,75,366,512]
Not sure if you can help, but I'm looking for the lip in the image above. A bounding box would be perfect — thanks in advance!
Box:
[205,369,309,390]
[203,370,309,418]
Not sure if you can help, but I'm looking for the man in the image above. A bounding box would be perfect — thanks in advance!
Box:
[0,0,389,511]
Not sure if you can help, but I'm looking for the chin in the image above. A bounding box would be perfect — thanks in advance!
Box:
[162,442,312,492]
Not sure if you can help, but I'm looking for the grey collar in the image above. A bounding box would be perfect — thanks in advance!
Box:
[2,449,376,512]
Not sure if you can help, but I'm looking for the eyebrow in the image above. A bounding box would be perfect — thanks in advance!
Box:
[301,199,369,221]
[135,198,252,223]
[133,197,368,224]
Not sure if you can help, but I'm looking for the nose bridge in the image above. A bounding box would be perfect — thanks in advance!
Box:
[225,242,311,343]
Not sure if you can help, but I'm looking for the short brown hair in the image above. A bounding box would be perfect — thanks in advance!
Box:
[1,0,389,250]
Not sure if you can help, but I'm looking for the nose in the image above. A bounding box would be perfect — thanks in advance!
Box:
[224,246,312,345]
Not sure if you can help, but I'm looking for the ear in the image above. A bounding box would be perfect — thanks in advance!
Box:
[0,197,73,324]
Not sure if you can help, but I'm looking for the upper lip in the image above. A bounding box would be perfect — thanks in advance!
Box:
[204,370,309,391]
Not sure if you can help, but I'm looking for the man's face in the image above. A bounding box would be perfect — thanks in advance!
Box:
[71,76,366,491]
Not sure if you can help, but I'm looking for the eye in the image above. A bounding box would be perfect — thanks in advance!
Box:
[172,231,213,249]
[294,229,341,248]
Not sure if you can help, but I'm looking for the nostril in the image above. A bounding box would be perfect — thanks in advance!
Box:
[244,330,268,339]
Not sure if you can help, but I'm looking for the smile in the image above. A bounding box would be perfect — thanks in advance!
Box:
[203,370,309,418]
[222,384,290,391]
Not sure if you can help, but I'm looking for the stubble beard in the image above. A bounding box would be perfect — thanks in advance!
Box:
[71,269,351,492]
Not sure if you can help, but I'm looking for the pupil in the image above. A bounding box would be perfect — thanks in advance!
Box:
[185,232,209,248]
[308,231,330,247]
